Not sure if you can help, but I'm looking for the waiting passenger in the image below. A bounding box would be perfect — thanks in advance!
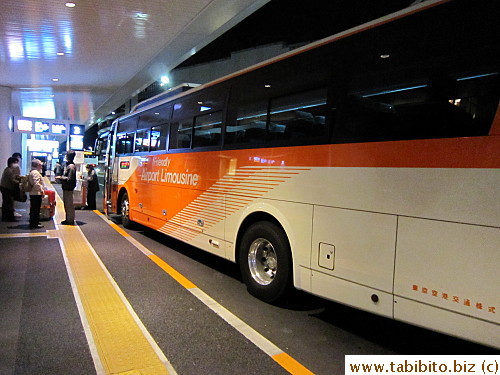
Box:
[56,150,77,225]
[28,159,46,229]
[83,164,99,210]
[0,157,21,222]
[11,152,23,217]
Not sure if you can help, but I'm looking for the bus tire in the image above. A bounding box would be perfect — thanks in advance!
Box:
[120,192,135,229]
[239,221,293,303]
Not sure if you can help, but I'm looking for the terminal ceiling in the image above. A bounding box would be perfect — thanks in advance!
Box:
[0,0,414,128]
[0,0,270,126]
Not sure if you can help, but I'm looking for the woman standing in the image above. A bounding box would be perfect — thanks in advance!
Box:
[84,164,99,210]
[28,159,46,229]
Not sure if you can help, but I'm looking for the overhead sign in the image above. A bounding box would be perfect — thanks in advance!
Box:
[52,123,68,135]
[26,139,60,152]
[34,121,50,133]
[12,116,80,136]
[70,124,85,136]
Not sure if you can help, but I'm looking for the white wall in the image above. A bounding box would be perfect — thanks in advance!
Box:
[0,86,13,208]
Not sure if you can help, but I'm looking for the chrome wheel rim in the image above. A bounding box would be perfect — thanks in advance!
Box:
[121,197,129,220]
[248,238,277,285]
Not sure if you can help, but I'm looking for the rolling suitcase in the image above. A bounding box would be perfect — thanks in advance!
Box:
[40,190,56,220]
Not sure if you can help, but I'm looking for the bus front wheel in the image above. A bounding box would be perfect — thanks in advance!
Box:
[120,192,134,229]
[238,221,293,303]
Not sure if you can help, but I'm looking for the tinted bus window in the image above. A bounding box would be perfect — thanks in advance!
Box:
[135,129,149,152]
[269,88,328,142]
[118,117,137,133]
[172,89,225,121]
[150,125,167,151]
[230,101,267,145]
[193,111,222,147]
[116,133,134,154]
[138,105,171,128]
[333,5,499,144]
[336,71,498,143]
[225,77,270,146]
[170,119,193,149]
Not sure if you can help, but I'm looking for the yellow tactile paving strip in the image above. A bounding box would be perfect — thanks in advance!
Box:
[95,212,315,375]
[48,183,173,375]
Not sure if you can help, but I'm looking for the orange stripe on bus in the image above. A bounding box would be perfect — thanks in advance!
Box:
[254,137,500,168]
[148,254,197,289]
[272,353,315,375]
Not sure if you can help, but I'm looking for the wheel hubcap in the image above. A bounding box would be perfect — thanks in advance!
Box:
[121,198,129,219]
[248,238,277,285]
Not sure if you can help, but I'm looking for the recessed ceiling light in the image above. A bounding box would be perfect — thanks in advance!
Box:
[380,54,390,59]
[65,2,76,8]
[160,75,170,86]
[264,84,271,88]
[52,78,59,82]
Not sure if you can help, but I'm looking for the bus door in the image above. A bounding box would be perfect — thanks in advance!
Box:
[104,128,115,214]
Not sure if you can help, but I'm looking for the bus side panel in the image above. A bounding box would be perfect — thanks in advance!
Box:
[164,186,226,239]
[311,271,394,318]
[310,206,397,318]
[311,207,397,292]
[394,298,500,349]
[394,217,500,343]
[269,166,499,229]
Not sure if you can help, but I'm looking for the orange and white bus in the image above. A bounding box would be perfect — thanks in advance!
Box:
[104,0,499,348]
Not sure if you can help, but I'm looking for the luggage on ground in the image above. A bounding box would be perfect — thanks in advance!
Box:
[40,190,56,220]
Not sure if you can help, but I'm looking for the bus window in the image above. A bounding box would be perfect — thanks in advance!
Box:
[116,133,134,155]
[269,88,329,143]
[169,119,193,149]
[117,117,137,134]
[172,89,225,121]
[193,111,222,148]
[334,9,499,144]
[150,125,167,151]
[336,72,498,143]
[138,105,171,128]
[135,129,149,152]
[226,100,267,145]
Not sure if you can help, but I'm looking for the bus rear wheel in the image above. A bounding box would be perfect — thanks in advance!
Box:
[120,192,135,229]
[239,221,293,303]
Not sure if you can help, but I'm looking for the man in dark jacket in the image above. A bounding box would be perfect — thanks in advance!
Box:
[0,157,21,221]
[84,164,100,210]
[56,150,77,225]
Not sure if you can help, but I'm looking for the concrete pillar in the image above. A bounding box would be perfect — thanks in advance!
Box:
[0,86,13,209]
[0,86,12,163]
